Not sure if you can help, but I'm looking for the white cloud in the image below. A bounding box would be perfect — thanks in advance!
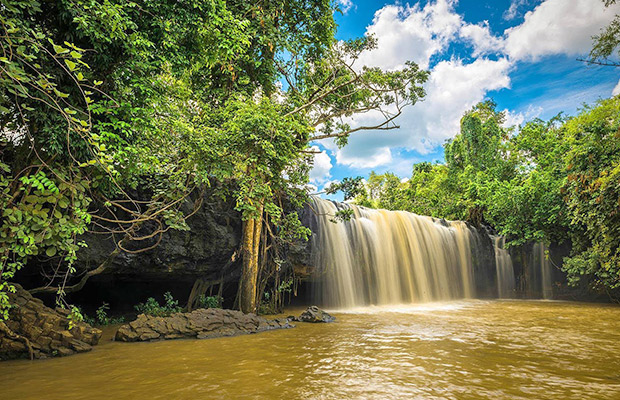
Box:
[503,105,543,128]
[503,0,531,21]
[319,0,619,173]
[459,21,505,57]
[336,144,393,169]
[504,0,619,61]
[334,57,512,169]
[357,0,462,69]
[337,0,354,14]
[309,146,333,185]
[323,0,515,170]
[613,79,620,96]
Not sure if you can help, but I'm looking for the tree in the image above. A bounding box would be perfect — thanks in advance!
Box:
[1,0,429,316]
[227,34,428,313]
[561,97,620,295]
[584,0,620,67]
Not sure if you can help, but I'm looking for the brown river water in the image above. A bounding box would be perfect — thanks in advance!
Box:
[2,300,620,400]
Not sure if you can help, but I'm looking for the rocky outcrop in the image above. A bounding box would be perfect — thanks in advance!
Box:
[0,284,102,360]
[78,190,242,279]
[115,308,293,342]
[291,306,335,323]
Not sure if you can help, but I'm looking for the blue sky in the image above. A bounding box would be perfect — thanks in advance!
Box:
[309,0,620,198]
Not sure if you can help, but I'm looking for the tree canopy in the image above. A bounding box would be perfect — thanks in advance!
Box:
[351,97,620,297]
[1,0,428,315]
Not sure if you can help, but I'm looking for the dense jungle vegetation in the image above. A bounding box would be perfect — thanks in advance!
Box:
[1,0,619,320]
[0,0,427,317]
[350,97,620,298]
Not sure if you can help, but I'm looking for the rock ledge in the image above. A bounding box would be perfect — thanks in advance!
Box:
[115,308,293,342]
[0,284,102,360]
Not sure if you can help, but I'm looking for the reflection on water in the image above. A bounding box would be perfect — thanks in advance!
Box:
[2,301,620,399]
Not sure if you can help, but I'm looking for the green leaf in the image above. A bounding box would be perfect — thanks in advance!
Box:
[65,60,77,71]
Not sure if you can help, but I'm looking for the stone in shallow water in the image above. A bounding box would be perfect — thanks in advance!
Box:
[296,306,335,323]
[114,308,294,342]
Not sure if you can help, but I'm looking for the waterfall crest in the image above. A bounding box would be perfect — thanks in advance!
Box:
[310,197,476,308]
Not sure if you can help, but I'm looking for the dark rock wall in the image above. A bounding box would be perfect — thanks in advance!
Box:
[17,190,243,310]
[470,225,499,298]
[79,191,242,279]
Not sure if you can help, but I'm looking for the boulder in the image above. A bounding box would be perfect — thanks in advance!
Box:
[115,308,293,342]
[0,284,102,361]
[295,306,335,323]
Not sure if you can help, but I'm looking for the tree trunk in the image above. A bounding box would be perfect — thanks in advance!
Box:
[239,204,263,313]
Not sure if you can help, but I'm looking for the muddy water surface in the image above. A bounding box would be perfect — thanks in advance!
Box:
[3,300,620,399]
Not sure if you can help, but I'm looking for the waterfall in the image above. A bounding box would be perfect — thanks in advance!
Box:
[533,243,553,299]
[310,197,476,308]
[493,236,515,298]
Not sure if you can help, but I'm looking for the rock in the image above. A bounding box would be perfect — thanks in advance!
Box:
[0,284,102,361]
[115,308,294,342]
[297,306,335,323]
[73,189,243,279]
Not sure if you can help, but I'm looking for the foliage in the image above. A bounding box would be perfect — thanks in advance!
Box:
[560,97,620,292]
[83,302,124,326]
[0,0,109,316]
[587,0,620,66]
[134,292,183,317]
[351,96,620,297]
[258,277,294,315]
[67,306,84,330]
[326,177,365,201]
[196,294,222,309]
[1,0,428,316]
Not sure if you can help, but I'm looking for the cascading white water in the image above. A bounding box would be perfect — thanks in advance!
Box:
[493,236,515,298]
[534,243,553,299]
[310,197,476,308]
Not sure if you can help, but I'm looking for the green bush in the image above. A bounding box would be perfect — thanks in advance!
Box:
[83,302,125,326]
[196,294,222,309]
[134,292,183,317]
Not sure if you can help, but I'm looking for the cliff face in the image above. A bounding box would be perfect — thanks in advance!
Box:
[469,225,499,298]
[78,193,242,280]
[13,190,244,312]
[17,194,561,311]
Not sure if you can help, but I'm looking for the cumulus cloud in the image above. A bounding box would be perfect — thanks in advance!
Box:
[357,0,462,69]
[503,105,543,128]
[613,79,620,96]
[503,0,532,21]
[333,57,512,169]
[337,0,354,14]
[309,146,333,185]
[459,21,504,57]
[504,0,619,61]
[320,0,618,173]
[322,0,513,170]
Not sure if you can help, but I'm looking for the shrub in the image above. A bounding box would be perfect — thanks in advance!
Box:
[83,302,125,326]
[196,294,223,309]
[134,292,183,317]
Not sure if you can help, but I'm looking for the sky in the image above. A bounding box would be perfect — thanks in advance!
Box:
[309,0,620,198]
